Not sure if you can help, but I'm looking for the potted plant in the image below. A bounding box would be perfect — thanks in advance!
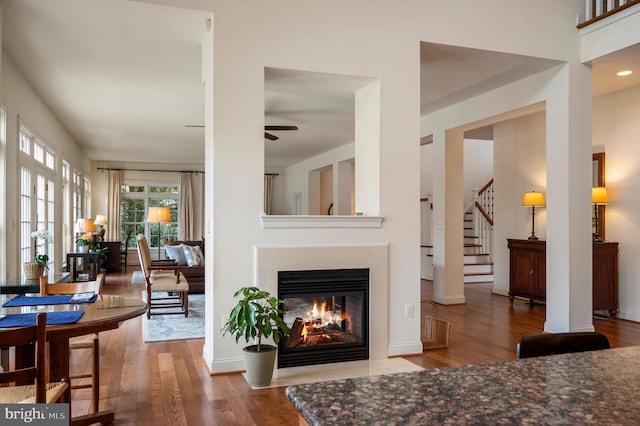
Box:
[76,236,91,253]
[222,286,290,387]
[25,229,53,279]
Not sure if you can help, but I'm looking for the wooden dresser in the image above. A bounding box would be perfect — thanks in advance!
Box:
[507,239,619,317]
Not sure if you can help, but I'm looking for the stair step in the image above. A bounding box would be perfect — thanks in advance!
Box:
[464,264,493,274]
[464,273,494,283]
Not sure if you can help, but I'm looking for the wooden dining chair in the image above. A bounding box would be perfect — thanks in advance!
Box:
[0,312,70,404]
[136,234,189,319]
[120,231,133,272]
[39,273,104,412]
[516,331,611,359]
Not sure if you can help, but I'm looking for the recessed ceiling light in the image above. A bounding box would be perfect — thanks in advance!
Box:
[617,70,633,76]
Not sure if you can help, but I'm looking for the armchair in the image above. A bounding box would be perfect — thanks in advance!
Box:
[136,234,189,319]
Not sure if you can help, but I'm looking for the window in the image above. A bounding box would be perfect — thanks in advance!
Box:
[120,183,179,252]
[19,124,57,272]
[62,161,71,253]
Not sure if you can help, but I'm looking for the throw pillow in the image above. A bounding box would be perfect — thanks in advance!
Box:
[165,244,187,266]
[191,245,204,266]
[183,244,204,267]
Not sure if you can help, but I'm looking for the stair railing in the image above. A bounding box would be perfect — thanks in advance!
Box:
[471,179,494,261]
[578,0,640,28]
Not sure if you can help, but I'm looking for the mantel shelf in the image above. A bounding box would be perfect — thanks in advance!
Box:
[260,215,384,228]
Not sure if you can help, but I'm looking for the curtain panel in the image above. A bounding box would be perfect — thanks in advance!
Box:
[179,172,205,240]
[106,170,121,241]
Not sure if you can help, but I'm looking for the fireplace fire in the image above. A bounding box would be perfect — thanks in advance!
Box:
[278,268,369,368]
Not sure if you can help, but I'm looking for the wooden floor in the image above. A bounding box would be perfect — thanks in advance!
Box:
[69,272,640,425]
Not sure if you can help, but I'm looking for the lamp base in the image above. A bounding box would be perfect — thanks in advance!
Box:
[528,235,539,240]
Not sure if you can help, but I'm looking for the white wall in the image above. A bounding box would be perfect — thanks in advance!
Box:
[420,139,494,207]
[1,54,91,277]
[201,0,586,372]
[593,84,640,321]
[270,143,354,215]
[492,112,547,295]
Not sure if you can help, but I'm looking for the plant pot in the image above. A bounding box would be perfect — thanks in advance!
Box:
[243,344,277,387]
[24,262,45,280]
[78,245,89,253]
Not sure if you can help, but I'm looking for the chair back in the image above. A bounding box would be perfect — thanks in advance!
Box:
[516,332,611,359]
[136,234,152,278]
[0,312,47,403]
[39,273,104,296]
[121,231,133,256]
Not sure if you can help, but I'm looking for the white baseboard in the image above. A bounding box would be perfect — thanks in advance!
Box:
[387,341,423,357]
[617,310,640,323]
[431,294,465,305]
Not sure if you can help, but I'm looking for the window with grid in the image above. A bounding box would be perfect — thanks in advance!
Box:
[62,161,72,253]
[120,183,179,253]
[19,124,57,272]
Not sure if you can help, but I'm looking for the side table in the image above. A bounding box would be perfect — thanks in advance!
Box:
[66,252,101,281]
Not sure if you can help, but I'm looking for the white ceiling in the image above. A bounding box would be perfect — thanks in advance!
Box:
[3,1,640,168]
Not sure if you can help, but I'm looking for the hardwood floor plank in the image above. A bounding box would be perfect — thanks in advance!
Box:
[67,272,640,425]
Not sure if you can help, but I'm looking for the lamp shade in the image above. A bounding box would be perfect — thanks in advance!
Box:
[147,207,171,223]
[592,187,610,205]
[94,214,108,226]
[77,218,96,232]
[522,191,545,207]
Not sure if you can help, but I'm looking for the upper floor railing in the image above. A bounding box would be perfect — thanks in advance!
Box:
[579,0,640,28]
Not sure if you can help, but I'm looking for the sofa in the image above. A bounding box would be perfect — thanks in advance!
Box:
[164,240,205,293]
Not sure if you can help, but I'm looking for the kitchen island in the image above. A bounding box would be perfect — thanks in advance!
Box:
[286,346,640,425]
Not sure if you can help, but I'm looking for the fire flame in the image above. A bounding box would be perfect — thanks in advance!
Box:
[298,300,352,342]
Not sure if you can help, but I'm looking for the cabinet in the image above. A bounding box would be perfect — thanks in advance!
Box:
[507,239,546,304]
[100,241,121,272]
[507,239,619,316]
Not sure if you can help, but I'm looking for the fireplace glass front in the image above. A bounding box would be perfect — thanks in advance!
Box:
[278,268,369,368]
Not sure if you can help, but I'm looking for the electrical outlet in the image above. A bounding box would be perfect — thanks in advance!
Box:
[405,303,414,319]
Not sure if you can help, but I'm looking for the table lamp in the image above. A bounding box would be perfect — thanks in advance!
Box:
[94,214,108,242]
[147,207,171,259]
[522,191,545,240]
[592,187,609,242]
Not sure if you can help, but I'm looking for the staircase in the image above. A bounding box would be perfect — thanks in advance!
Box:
[420,179,494,283]
[462,211,494,283]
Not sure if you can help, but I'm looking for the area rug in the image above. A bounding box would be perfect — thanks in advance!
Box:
[141,292,205,342]
[131,270,146,284]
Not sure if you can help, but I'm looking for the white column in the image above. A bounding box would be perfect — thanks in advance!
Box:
[432,128,465,305]
[334,159,353,215]
[545,61,594,333]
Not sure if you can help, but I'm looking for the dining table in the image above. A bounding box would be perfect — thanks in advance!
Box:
[286,345,640,425]
[0,292,147,426]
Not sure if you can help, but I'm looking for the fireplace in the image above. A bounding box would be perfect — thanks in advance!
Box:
[278,268,369,368]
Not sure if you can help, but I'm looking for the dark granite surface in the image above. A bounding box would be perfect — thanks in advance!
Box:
[286,346,640,425]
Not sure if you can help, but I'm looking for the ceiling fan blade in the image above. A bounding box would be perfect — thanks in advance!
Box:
[265,132,279,141]
[265,125,298,131]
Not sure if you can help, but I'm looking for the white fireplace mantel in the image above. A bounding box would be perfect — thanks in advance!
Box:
[254,244,389,362]
[260,215,384,228]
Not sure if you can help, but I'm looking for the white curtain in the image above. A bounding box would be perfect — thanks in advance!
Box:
[179,172,205,240]
[106,170,121,241]
[264,174,275,215]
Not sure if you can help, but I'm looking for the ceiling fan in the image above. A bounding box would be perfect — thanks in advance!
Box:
[265,125,298,141]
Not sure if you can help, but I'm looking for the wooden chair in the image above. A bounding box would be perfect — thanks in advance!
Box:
[516,331,611,359]
[0,312,70,404]
[136,234,189,319]
[120,231,133,272]
[40,273,104,412]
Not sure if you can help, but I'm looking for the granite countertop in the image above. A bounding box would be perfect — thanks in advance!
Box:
[286,346,640,425]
